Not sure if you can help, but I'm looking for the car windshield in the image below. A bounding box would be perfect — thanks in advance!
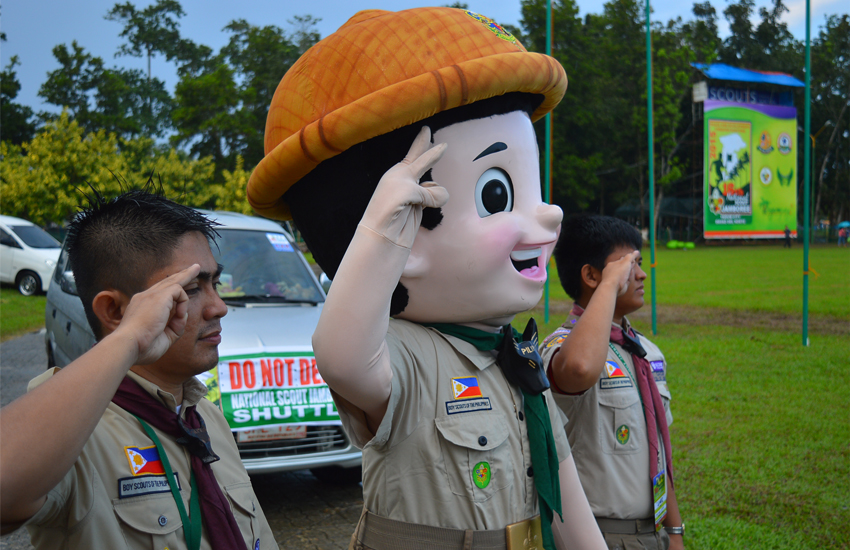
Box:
[213,229,324,304]
[10,225,60,249]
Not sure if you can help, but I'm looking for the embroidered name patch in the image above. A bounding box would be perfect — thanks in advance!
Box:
[118,473,179,499]
[446,397,492,415]
[653,372,667,382]
[600,378,633,390]
[125,445,165,476]
[605,361,626,378]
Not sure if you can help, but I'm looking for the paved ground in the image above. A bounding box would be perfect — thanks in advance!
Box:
[0,330,362,550]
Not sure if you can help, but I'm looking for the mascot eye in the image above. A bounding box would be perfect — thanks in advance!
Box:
[474,168,514,217]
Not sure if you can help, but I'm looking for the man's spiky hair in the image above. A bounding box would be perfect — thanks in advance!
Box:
[66,187,219,339]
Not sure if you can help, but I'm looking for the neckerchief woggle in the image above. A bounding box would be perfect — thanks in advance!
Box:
[423,320,563,550]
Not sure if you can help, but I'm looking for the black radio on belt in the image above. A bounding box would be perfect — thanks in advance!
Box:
[496,318,550,396]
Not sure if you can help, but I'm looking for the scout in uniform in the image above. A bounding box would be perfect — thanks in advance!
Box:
[0,191,277,550]
[539,215,685,550]
[246,7,606,550]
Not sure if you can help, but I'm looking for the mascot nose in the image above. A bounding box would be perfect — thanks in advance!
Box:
[536,203,563,232]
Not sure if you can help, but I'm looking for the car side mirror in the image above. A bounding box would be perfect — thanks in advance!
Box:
[319,272,332,294]
[59,272,79,296]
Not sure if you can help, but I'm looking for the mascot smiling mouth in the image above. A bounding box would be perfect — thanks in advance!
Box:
[511,247,542,274]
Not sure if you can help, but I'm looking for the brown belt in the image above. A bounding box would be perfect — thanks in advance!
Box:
[595,517,656,535]
[353,509,543,550]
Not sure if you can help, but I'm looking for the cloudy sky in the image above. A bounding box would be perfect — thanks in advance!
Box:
[2,0,845,115]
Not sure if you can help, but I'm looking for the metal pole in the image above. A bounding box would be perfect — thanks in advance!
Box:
[544,0,553,324]
[802,0,811,346]
[646,0,656,335]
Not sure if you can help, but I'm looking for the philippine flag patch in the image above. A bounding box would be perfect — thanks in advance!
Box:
[605,361,626,378]
[125,445,166,476]
[452,377,483,400]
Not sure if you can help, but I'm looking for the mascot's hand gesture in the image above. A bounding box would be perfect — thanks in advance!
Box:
[360,127,449,249]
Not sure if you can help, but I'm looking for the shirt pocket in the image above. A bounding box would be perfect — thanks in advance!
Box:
[597,389,643,455]
[113,493,184,550]
[225,482,261,550]
[435,412,512,502]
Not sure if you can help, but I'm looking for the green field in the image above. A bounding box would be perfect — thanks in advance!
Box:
[2,245,848,548]
[0,287,47,342]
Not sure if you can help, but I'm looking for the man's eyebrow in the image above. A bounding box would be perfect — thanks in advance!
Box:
[197,264,224,282]
[473,142,508,161]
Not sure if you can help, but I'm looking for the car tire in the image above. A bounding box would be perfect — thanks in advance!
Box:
[16,270,41,296]
[309,465,362,485]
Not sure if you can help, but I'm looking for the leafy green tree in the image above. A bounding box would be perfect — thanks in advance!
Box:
[38,42,105,128]
[1,56,38,145]
[810,14,850,227]
[105,0,186,81]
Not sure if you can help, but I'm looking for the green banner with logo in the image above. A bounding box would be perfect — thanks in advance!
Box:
[704,99,797,239]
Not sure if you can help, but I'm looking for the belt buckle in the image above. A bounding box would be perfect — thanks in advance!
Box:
[506,515,543,550]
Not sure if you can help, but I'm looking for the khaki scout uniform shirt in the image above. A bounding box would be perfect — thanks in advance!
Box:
[335,318,571,530]
[539,314,673,520]
[24,369,277,550]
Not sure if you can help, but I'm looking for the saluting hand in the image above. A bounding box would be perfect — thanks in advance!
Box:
[113,264,201,365]
[360,126,449,249]
[601,250,640,297]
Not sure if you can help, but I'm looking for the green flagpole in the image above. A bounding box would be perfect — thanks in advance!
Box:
[646,0,656,335]
[544,0,552,325]
[802,0,811,346]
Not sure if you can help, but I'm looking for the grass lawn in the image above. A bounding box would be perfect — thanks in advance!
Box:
[0,286,46,342]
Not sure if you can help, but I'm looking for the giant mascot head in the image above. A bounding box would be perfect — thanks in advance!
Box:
[248,7,566,326]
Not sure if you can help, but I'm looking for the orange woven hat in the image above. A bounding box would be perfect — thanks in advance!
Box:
[248,7,567,220]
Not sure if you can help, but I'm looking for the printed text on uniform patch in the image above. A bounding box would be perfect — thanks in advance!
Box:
[118,473,180,499]
[446,397,492,415]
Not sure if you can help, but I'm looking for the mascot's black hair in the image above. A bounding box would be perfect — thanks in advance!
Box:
[285,92,544,316]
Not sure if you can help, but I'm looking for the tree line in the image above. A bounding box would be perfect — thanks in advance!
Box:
[1,0,847,231]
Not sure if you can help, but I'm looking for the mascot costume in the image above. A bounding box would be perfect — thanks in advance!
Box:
[248,8,606,550]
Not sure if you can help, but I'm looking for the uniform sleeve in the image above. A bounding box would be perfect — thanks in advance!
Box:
[333,321,431,451]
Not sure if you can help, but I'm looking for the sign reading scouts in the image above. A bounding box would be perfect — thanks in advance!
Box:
[704,92,798,239]
[197,350,340,432]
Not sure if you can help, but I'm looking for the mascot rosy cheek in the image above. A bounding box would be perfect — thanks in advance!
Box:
[247,8,605,550]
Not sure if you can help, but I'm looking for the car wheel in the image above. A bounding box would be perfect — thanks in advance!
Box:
[309,465,362,485]
[16,270,41,296]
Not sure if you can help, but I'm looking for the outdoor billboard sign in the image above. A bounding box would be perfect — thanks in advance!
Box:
[704,90,798,239]
[197,350,340,432]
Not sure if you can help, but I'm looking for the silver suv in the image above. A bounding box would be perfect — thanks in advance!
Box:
[45,210,361,481]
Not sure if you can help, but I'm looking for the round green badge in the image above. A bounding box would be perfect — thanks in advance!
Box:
[616,424,630,445]
[473,461,491,489]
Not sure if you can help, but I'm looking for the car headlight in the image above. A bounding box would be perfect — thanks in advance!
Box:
[45,259,56,268]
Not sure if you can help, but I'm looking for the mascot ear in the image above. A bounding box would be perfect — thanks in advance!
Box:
[402,248,429,278]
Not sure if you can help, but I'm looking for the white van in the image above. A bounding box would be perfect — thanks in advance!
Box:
[0,215,62,295]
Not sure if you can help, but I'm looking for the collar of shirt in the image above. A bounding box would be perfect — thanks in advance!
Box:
[424,327,497,372]
[125,371,208,413]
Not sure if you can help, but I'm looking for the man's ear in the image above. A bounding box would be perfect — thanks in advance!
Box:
[580,264,602,291]
[91,290,131,337]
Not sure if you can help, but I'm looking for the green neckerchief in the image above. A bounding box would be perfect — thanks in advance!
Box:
[134,415,202,550]
[422,322,562,550]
